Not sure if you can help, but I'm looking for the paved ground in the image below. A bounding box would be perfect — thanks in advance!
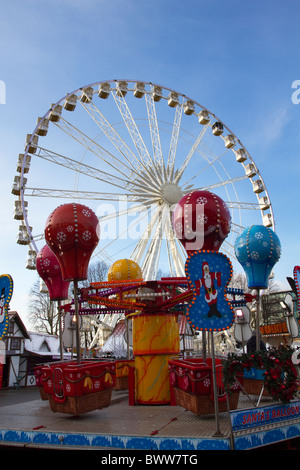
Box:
[1,387,300,451]
[0,386,232,439]
[0,387,41,406]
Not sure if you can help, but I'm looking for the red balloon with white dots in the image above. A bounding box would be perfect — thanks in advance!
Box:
[172,190,231,254]
[45,203,100,281]
[36,244,70,300]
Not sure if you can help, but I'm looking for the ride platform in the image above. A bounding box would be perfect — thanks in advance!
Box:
[1,387,300,451]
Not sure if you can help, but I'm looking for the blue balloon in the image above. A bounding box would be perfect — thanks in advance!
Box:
[234,225,281,289]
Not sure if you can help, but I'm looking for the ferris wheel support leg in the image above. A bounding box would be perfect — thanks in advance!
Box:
[73,280,81,364]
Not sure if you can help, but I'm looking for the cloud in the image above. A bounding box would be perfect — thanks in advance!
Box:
[245,104,291,150]
[262,107,289,144]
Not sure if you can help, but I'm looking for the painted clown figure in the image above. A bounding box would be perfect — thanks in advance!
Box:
[195,261,222,318]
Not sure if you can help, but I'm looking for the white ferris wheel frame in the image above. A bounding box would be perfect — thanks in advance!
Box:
[13,79,275,281]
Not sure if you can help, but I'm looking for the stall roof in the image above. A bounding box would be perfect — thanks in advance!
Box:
[25,331,62,357]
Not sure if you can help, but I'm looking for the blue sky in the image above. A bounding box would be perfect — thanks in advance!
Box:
[0,0,300,327]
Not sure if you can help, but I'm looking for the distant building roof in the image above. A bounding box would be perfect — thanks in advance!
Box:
[24,331,62,357]
[8,311,30,339]
[100,320,129,357]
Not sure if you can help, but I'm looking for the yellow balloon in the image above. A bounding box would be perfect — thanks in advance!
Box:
[107,259,143,282]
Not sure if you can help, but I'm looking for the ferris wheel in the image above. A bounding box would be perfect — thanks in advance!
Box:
[13,79,275,280]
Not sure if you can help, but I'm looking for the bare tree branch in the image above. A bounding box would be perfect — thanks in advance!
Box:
[28,261,109,340]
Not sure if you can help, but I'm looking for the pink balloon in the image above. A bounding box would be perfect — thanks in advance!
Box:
[45,203,100,281]
[36,244,70,300]
[172,190,231,254]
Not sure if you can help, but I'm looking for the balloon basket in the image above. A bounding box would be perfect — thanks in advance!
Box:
[243,379,269,396]
[35,360,116,415]
[114,360,134,391]
[34,365,49,400]
[168,357,243,415]
[39,387,49,401]
[243,368,269,396]
[172,387,240,415]
[48,389,112,415]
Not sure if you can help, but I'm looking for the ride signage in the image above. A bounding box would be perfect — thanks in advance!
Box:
[185,250,234,331]
[230,401,300,432]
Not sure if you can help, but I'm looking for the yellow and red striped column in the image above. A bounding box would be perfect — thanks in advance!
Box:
[133,312,180,404]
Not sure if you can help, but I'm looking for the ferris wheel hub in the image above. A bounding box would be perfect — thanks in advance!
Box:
[160,183,183,205]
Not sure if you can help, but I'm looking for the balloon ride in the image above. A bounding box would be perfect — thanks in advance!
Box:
[45,202,100,364]
[234,225,281,350]
[173,190,234,332]
[45,203,100,281]
[13,79,299,452]
[36,244,70,301]
[234,224,281,289]
[172,190,231,254]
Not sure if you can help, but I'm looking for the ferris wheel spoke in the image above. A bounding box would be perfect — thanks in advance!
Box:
[180,147,245,229]
[99,206,151,258]
[179,143,232,191]
[166,102,183,181]
[24,187,109,199]
[230,221,247,235]
[111,90,152,166]
[31,233,45,242]
[165,239,175,277]
[186,146,232,183]
[165,216,185,276]
[145,91,164,172]
[141,206,172,280]
[192,174,248,192]
[166,238,185,277]
[198,138,231,162]
[98,201,152,223]
[130,207,161,266]
[78,99,156,186]
[128,184,161,200]
[33,145,134,190]
[53,115,142,182]
[225,200,261,211]
[130,217,160,268]
[33,144,162,197]
[92,247,114,266]
[221,239,239,260]
[82,93,165,190]
[174,123,210,185]
[23,187,147,202]
[111,90,163,188]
